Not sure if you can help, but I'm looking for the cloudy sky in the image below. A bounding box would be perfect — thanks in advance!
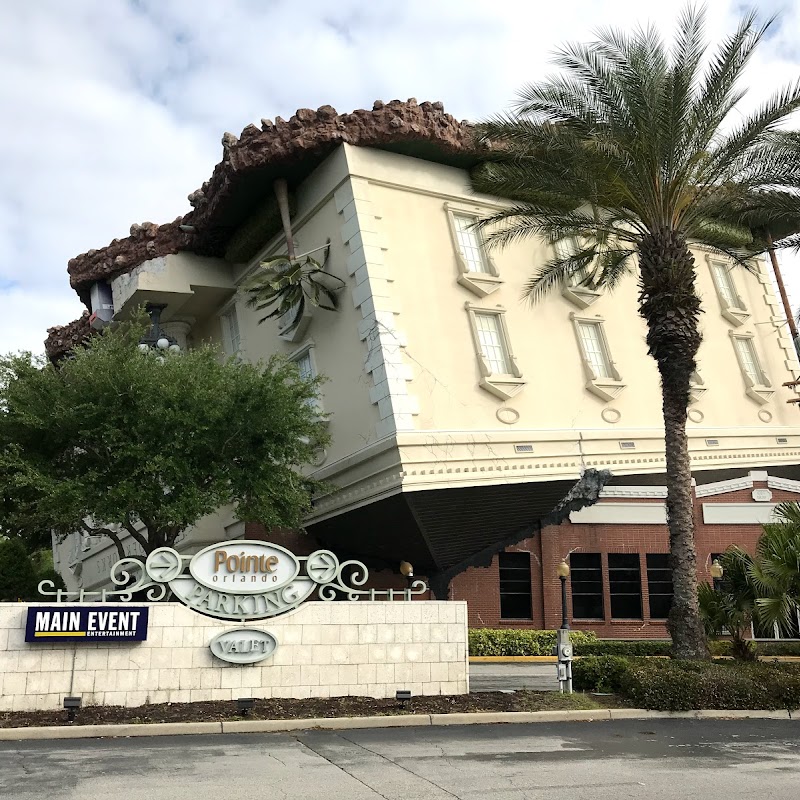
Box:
[1,0,799,355]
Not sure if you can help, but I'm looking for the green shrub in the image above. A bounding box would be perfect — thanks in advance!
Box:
[468,629,598,656]
[577,639,671,657]
[573,656,800,711]
[468,629,800,659]
[572,656,633,693]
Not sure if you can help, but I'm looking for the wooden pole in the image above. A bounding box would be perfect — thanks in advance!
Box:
[273,178,295,260]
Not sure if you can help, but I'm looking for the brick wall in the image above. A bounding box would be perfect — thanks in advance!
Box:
[452,479,799,638]
[0,601,468,712]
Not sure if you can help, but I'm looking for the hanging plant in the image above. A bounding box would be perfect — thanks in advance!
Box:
[244,241,344,333]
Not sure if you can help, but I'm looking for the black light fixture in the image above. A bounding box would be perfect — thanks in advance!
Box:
[63,696,81,722]
[396,689,412,708]
[138,303,180,354]
[237,697,255,716]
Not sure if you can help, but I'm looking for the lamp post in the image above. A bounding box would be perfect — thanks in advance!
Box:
[557,559,570,630]
[555,559,573,694]
[711,558,724,593]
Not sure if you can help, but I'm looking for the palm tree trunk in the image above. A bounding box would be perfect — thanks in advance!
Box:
[638,228,709,660]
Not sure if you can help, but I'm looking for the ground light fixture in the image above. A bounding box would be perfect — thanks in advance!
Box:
[396,689,412,708]
[63,696,81,722]
[237,698,255,716]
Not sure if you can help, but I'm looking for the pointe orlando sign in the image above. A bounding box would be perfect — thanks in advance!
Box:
[38,540,427,622]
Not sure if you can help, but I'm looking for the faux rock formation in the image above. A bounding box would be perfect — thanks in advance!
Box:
[66,100,476,293]
[48,100,479,359]
[44,312,93,362]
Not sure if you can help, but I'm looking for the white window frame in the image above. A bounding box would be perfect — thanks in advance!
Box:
[730,331,773,405]
[707,255,749,327]
[287,340,327,422]
[570,313,625,402]
[465,303,525,400]
[219,299,243,357]
[556,237,602,309]
[445,203,503,297]
[688,368,707,405]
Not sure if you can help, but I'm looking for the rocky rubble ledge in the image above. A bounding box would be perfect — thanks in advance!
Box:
[65,100,475,295]
[44,311,92,362]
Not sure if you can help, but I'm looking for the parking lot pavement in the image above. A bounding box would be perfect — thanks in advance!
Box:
[2,718,799,800]
[469,661,558,692]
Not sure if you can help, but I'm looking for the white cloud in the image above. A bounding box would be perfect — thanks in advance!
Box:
[1,0,800,355]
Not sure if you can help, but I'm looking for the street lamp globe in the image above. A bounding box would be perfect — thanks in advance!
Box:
[557,560,570,579]
[138,343,150,353]
[710,559,724,580]
[168,343,181,354]
[156,337,170,350]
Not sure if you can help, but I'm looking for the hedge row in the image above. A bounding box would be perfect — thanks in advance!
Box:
[468,629,599,656]
[468,629,800,657]
[573,656,800,710]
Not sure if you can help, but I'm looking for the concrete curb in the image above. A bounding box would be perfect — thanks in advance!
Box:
[0,708,795,741]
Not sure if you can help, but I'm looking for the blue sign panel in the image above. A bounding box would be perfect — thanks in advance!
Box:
[25,606,149,643]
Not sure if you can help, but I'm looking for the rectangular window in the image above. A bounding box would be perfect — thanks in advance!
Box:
[474,313,511,374]
[712,263,740,307]
[293,351,314,380]
[646,554,673,619]
[498,552,532,619]
[608,553,643,619]
[734,337,766,385]
[556,237,591,285]
[220,308,241,355]
[453,213,490,274]
[577,321,612,378]
[290,349,319,411]
[570,553,604,619]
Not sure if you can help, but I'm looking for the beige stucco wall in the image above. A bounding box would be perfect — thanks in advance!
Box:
[349,145,798,432]
[0,601,468,711]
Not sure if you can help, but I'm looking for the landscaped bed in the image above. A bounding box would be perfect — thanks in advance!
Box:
[0,690,611,729]
[574,656,800,711]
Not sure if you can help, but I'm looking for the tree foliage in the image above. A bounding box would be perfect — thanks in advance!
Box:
[0,538,38,601]
[0,316,329,559]
[245,244,344,334]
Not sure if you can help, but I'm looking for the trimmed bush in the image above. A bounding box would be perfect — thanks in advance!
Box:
[468,629,598,656]
[578,640,671,657]
[572,656,632,693]
[573,655,800,710]
[468,629,800,658]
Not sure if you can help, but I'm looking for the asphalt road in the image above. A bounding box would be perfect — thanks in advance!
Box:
[2,719,799,800]
[469,662,557,692]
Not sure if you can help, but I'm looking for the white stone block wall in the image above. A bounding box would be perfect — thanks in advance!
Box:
[0,601,468,712]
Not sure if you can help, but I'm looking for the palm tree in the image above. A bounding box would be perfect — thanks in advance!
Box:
[748,503,800,635]
[471,7,800,659]
[698,550,758,661]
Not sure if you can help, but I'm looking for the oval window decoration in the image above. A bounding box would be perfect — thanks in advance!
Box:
[189,540,300,595]
[209,628,278,665]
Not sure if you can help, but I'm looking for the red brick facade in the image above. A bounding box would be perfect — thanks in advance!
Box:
[451,475,799,637]
[247,472,800,638]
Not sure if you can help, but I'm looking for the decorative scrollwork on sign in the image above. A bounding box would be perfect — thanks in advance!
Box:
[39,540,429,619]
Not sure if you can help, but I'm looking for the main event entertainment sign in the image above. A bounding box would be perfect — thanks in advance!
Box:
[26,606,149,642]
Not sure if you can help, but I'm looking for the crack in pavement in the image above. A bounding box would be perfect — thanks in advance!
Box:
[336,732,464,800]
